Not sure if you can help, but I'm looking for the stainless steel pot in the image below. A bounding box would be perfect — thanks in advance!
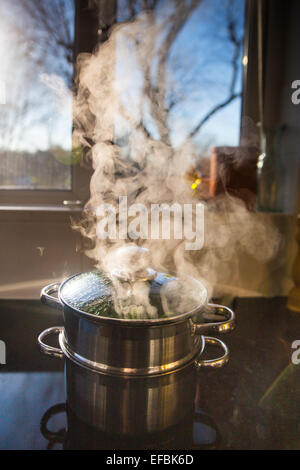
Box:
[39,332,227,436]
[38,248,235,435]
[39,272,235,375]
[39,243,234,376]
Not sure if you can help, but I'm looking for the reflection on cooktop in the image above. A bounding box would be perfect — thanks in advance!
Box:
[0,371,220,450]
[41,403,221,450]
[0,373,65,450]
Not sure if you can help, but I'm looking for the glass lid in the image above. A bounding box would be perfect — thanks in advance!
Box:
[60,270,207,321]
[60,246,207,321]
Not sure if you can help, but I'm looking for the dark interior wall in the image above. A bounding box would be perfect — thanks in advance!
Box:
[279,0,300,212]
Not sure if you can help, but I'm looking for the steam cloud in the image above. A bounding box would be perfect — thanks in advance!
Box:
[72,11,280,303]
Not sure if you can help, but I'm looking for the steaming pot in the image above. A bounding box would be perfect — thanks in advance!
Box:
[39,258,235,376]
[38,280,235,376]
[38,248,235,433]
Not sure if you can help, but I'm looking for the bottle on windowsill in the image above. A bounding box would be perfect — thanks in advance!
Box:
[256,126,286,213]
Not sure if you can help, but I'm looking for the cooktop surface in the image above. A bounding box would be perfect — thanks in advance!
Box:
[0,297,299,450]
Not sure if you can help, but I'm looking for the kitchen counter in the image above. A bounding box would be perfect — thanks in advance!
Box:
[0,297,299,450]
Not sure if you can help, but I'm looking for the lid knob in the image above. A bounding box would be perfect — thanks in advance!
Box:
[109,245,156,282]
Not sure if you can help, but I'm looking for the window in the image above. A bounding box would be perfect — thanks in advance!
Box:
[115,0,245,155]
[0,0,94,206]
[0,0,246,207]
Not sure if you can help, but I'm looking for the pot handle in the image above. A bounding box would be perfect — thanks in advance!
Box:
[41,283,63,310]
[195,336,229,369]
[193,303,235,335]
[40,403,67,448]
[38,326,64,359]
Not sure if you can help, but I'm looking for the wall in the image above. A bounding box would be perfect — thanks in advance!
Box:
[0,209,93,299]
[0,208,296,300]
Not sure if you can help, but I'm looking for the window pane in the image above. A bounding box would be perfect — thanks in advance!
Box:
[116,0,245,153]
[0,0,74,190]
[167,0,245,150]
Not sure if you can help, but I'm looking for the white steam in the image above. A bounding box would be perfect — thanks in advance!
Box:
[72,11,280,308]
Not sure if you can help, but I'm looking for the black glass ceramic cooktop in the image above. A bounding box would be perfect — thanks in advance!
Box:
[0,298,299,450]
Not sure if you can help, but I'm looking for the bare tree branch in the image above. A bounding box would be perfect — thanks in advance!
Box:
[188,0,242,140]
[141,0,201,145]
[189,92,241,139]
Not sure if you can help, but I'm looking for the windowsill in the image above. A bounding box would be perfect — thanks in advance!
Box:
[0,204,295,215]
[0,204,83,212]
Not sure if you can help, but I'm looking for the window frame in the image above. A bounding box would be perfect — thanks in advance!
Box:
[0,165,90,206]
[0,0,101,208]
[241,0,289,143]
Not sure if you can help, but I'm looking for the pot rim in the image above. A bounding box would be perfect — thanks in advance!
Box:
[58,272,208,326]
[59,328,204,377]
